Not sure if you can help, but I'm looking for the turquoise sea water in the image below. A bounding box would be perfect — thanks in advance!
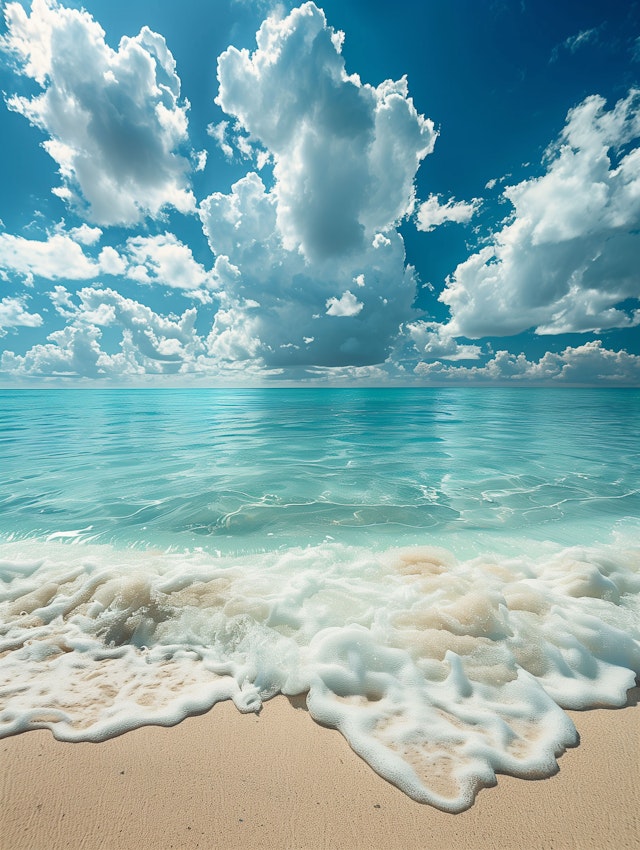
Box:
[2,388,638,555]
[1,388,639,811]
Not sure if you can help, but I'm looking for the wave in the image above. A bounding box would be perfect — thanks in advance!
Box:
[1,534,638,812]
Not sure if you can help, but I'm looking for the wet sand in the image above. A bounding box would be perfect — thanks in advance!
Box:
[1,688,638,850]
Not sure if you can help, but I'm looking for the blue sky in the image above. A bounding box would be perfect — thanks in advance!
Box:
[0,0,638,385]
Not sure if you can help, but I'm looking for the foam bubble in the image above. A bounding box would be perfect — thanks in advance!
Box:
[0,537,638,811]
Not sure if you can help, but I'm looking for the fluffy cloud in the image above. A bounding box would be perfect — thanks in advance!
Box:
[68,224,102,246]
[406,321,482,361]
[2,286,205,378]
[414,341,640,385]
[0,295,43,334]
[0,231,99,280]
[216,3,434,261]
[201,2,435,368]
[78,288,203,365]
[124,233,218,301]
[415,194,480,232]
[441,90,640,338]
[0,225,216,301]
[1,322,118,378]
[97,246,127,276]
[201,173,420,367]
[2,0,194,225]
[325,290,363,317]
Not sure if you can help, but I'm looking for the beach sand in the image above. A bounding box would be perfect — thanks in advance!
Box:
[1,687,638,850]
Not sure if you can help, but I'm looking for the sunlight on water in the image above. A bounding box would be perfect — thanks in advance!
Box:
[1,388,638,555]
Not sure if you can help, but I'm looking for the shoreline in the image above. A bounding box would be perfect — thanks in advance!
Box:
[1,688,638,850]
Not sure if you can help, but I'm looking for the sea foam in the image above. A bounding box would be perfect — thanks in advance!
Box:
[1,536,638,812]
[1,388,639,810]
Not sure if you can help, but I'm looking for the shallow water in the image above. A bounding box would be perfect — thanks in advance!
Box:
[2,388,638,554]
[1,388,639,810]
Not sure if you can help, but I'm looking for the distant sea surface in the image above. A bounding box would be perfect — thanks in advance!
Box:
[1,388,639,811]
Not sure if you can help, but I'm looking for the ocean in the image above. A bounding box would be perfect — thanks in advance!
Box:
[1,387,639,811]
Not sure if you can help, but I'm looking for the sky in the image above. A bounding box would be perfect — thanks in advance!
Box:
[0,0,639,386]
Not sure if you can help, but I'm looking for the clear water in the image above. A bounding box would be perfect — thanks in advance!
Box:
[1,388,639,811]
[2,388,638,555]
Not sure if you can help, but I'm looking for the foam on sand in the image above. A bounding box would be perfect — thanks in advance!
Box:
[1,536,638,812]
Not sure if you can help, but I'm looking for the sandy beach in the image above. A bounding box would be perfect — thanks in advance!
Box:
[1,686,638,850]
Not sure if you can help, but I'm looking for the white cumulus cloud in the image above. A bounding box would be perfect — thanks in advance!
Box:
[441,90,640,338]
[67,224,102,246]
[216,3,435,261]
[407,322,482,361]
[326,290,364,317]
[97,246,127,276]
[0,225,218,302]
[415,194,480,232]
[0,231,99,280]
[200,2,436,369]
[201,172,420,367]
[0,295,43,334]
[414,341,640,385]
[124,233,218,301]
[2,0,194,225]
[2,286,205,378]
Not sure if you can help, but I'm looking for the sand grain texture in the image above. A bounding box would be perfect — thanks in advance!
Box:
[1,690,638,850]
